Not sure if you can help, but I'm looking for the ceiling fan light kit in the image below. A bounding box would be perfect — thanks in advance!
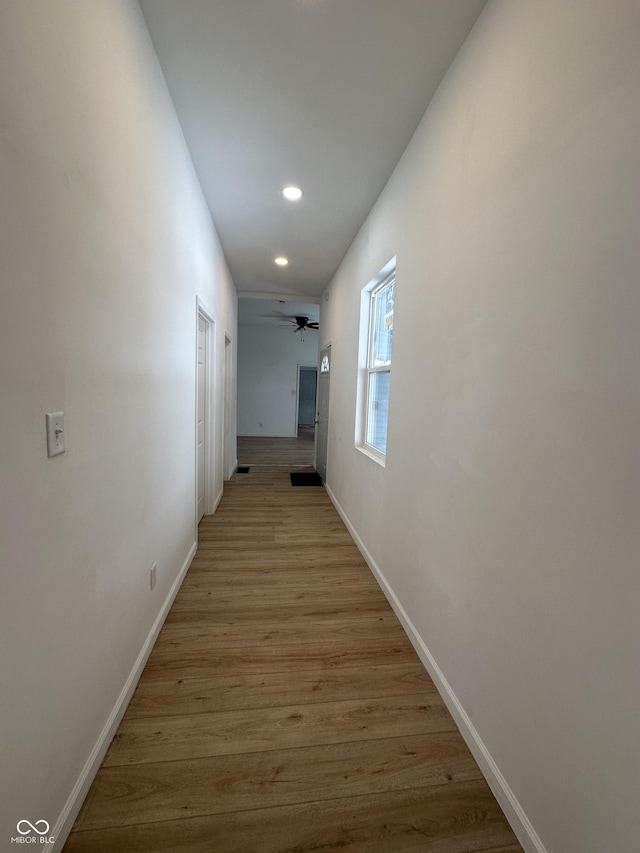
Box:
[287,315,319,342]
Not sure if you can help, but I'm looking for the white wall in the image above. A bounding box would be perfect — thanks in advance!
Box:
[237,324,319,436]
[0,1,236,848]
[321,2,640,852]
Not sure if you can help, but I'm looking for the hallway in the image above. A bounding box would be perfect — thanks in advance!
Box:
[64,455,521,852]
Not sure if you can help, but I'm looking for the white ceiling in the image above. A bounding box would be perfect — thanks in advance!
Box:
[139,0,486,298]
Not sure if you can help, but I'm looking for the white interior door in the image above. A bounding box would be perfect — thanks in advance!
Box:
[315,345,331,482]
[196,315,206,523]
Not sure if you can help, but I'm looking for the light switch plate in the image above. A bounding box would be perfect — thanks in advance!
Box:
[46,412,65,457]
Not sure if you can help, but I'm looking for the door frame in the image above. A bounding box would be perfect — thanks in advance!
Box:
[195,298,216,529]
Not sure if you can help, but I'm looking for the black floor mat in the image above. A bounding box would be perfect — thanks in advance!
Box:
[290,471,323,487]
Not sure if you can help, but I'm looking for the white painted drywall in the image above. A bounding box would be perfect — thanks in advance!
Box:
[0,0,236,846]
[321,2,640,851]
[237,324,319,436]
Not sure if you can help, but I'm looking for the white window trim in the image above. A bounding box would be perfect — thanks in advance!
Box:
[359,438,387,467]
[356,258,396,467]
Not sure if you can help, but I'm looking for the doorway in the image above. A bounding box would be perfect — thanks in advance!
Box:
[297,366,317,431]
[315,345,330,482]
[224,334,234,479]
[196,302,215,525]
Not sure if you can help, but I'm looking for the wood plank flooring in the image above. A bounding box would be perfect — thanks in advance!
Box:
[64,450,522,852]
[236,427,314,467]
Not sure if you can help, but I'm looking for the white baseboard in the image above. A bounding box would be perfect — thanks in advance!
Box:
[325,484,547,853]
[212,486,224,514]
[48,541,198,853]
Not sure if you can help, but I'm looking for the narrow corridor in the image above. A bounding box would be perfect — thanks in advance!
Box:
[65,446,521,852]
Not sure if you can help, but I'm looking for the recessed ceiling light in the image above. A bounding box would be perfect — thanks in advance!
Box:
[274,256,289,266]
[282,185,303,202]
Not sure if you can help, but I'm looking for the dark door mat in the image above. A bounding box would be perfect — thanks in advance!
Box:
[290,471,323,487]
[236,466,250,474]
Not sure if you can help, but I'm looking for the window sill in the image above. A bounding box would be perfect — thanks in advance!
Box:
[357,443,386,468]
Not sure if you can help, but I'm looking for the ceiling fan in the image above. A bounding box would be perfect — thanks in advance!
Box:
[280,315,319,342]
[287,315,319,332]
[257,309,320,338]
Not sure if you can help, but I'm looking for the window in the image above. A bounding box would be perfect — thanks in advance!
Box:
[362,267,394,457]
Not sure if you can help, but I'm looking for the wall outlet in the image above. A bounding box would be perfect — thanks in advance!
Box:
[150,562,157,590]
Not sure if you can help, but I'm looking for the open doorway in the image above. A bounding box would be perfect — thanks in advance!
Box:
[315,345,330,482]
[223,334,234,479]
[196,301,215,526]
[297,365,317,436]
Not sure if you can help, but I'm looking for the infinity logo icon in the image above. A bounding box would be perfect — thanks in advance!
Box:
[16,820,50,836]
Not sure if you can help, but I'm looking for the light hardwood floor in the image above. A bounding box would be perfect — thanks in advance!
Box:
[236,427,315,468]
[64,443,522,852]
